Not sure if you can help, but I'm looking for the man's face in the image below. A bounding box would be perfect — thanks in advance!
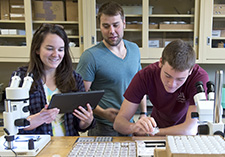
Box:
[159,61,191,93]
[100,14,125,46]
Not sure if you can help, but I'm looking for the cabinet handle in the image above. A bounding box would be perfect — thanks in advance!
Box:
[91,36,95,45]
[195,37,198,45]
[207,37,211,46]
[81,36,83,45]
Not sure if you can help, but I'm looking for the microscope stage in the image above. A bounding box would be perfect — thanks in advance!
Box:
[0,135,51,156]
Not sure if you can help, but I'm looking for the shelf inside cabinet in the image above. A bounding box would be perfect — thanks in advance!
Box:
[212,37,225,40]
[0,20,25,23]
[124,29,142,32]
[149,14,194,17]
[68,35,79,38]
[213,15,225,18]
[0,35,26,38]
[149,29,193,32]
[125,14,142,17]
[32,21,79,24]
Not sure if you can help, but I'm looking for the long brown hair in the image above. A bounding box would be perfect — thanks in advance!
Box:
[28,23,77,92]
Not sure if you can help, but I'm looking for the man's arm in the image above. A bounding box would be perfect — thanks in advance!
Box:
[114,98,198,136]
[139,95,147,118]
[157,105,198,135]
[83,80,119,123]
[114,98,143,135]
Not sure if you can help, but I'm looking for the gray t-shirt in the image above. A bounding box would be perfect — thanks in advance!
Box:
[76,40,141,126]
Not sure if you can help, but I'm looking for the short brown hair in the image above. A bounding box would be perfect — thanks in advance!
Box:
[161,39,196,72]
[97,1,124,23]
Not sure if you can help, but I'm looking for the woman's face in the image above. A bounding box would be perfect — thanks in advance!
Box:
[37,33,65,72]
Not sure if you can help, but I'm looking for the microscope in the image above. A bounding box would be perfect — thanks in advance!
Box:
[192,70,224,137]
[0,72,50,156]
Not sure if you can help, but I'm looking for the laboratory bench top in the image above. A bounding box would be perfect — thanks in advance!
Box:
[37,136,166,157]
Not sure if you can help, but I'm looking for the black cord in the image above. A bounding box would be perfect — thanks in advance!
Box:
[3,141,17,157]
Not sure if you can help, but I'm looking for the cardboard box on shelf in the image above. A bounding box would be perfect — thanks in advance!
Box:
[218,42,225,48]
[33,1,65,21]
[66,0,78,21]
[149,24,158,29]
[214,4,225,15]
[126,24,142,29]
[159,24,194,29]
[1,0,10,20]
[221,30,225,37]
[10,5,24,14]
[9,0,23,5]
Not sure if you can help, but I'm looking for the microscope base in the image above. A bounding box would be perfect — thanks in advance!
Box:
[208,121,224,136]
[0,134,50,156]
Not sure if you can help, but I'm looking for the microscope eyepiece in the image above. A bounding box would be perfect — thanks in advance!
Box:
[195,81,205,93]
[206,81,215,93]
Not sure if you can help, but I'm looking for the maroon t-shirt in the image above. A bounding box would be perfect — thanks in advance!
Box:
[124,62,209,128]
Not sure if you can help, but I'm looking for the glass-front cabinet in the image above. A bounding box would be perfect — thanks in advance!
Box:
[148,0,200,62]
[31,0,83,61]
[89,0,200,63]
[200,0,225,63]
[90,0,143,57]
[0,0,83,62]
[0,0,224,64]
[0,0,28,61]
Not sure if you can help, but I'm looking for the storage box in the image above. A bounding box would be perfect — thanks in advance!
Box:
[163,38,180,47]
[149,39,163,48]
[122,5,142,14]
[66,0,78,21]
[221,30,225,37]
[212,30,221,37]
[159,24,194,29]
[218,42,225,48]
[149,24,158,29]
[32,1,65,21]
[126,24,142,29]
[1,29,9,35]
[1,0,10,20]
[10,13,24,20]
[8,29,17,35]
[214,4,225,15]
[10,4,24,14]
[10,0,23,5]
[212,29,225,37]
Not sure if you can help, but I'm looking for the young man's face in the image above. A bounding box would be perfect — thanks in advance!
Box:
[159,60,191,93]
[99,13,125,46]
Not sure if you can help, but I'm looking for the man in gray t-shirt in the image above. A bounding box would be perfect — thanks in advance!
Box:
[76,1,146,136]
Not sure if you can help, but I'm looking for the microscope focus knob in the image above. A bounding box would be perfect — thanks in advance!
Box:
[198,125,209,135]
[214,131,224,137]
[191,112,199,119]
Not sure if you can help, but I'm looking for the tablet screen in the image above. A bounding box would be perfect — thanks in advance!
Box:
[48,90,104,113]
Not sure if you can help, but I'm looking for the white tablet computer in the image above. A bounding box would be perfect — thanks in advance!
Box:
[48,90,104,113]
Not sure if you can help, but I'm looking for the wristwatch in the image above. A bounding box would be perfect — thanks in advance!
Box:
[140,112,147,116]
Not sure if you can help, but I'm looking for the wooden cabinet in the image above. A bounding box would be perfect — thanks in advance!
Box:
[147,0,200,63]
[0,0,224,63]
[86,0,201,63]
[0,0,83,62]
[199,0,225,63]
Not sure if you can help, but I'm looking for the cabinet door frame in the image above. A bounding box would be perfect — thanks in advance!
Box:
[199,0,225,63]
